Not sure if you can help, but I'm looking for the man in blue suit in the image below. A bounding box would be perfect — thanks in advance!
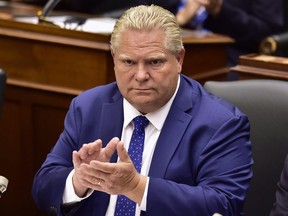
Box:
[32,4,253,216]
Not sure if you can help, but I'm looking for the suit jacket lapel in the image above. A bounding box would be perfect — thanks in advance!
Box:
[98,90,124,163]
[149,76,193,178]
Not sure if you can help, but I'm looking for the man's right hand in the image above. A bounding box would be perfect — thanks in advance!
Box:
[72,137,119,197]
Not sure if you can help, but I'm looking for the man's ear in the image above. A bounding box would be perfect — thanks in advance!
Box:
[177,48,186,73]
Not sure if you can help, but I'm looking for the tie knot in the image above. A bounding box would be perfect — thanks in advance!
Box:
[133,115,149,130]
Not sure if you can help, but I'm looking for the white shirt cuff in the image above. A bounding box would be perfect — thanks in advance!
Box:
[139,177,149,211]
[62,169,93,203]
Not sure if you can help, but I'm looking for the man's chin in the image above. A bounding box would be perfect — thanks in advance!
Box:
[130,97,153,106]
[131,98,152,106]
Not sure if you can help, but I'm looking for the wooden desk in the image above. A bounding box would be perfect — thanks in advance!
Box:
[0,18,115,91]
[231,54,288,81]
[0,80,79,216]
[0,2,233,216]
[0,2,233,90]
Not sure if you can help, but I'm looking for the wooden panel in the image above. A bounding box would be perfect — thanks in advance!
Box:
[182,42,229,83]
[0,18,114,91]
[1,35,113,90]
[0,80,80,216]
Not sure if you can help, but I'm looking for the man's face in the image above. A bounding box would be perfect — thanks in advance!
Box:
[112,28,185,114]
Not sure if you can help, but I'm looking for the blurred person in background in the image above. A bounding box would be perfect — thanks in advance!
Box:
[175,0,285,67]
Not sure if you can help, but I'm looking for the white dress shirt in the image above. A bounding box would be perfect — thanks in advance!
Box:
[63,76,180,216]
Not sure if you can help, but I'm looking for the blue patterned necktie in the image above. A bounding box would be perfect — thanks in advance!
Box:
[114,115,149,216]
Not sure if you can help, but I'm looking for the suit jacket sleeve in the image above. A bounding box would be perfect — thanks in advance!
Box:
[32,83,123,216]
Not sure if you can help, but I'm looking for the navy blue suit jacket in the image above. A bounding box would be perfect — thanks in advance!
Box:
[32,75,253,216]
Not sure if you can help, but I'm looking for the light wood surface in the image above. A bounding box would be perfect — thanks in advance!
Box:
[231,54,288,81]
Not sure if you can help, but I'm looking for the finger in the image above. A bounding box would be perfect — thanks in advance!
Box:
[117,141,131,163]
[77,174,103,190]
[77,143,89,159]
[197,0,209,5]
[88,139,102,155]
[90,160,114,174]
[104,137,119,159]
[72,151,81,168]
[83,178,105,192]
[78,140,102,160]
[75,163,105,188]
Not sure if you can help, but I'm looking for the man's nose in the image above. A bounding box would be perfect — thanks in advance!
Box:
[135,64,149,80]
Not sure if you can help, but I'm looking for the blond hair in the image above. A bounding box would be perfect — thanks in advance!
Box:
[110,4,184,55]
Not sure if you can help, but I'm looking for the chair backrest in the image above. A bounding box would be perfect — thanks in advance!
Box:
[0,69,7,119]
[204,79,288,216]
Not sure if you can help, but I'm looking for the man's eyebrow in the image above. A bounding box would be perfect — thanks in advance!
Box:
[118,53,166,60]
[148,54,166,59]
[118,54,131,60]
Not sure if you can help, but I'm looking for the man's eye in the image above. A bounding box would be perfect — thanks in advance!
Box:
[151,59,163,65]
[123,60,134,65]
